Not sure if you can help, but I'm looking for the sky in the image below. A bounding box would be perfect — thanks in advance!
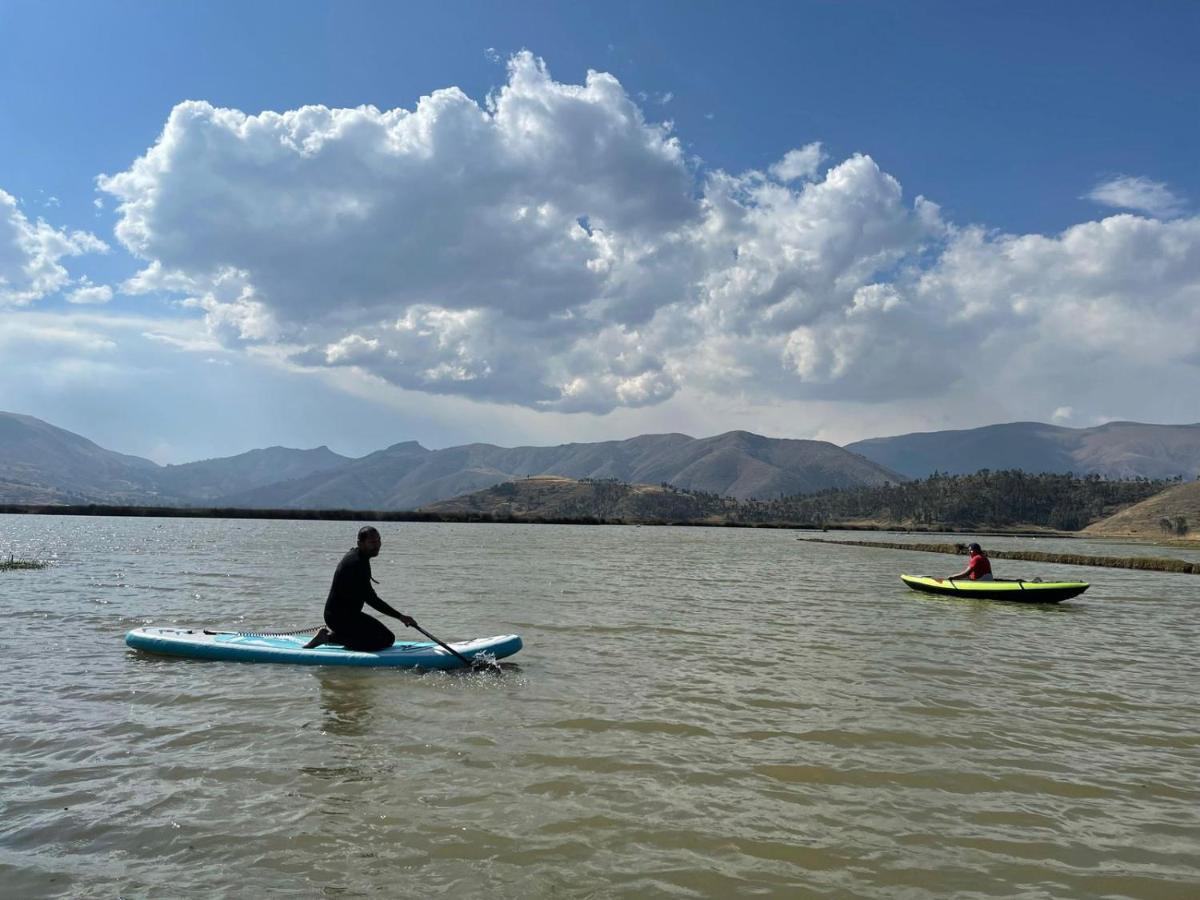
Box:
[2,0,1198,463]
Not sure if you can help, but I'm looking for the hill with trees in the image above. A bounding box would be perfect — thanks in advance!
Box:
[1084,480,1200,540]
[422,470,1174,531]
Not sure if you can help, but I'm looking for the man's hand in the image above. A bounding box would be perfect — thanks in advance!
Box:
[397,613,418,628]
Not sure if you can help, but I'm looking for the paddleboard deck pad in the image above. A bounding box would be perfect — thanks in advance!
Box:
[900,574,1088,604]
[126,627,522,668]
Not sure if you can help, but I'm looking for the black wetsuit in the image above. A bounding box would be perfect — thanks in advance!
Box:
[324,548,398,652]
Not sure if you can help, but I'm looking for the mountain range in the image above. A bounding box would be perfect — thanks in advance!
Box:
[0,412,350,505]
[2,411,1199,511]
[224,430,902,510]
[846,421,1200,480]
[0,412,900,508]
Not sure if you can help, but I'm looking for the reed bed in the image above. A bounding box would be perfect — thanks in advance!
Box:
[798,538,1200,575]
[1,556,49,571]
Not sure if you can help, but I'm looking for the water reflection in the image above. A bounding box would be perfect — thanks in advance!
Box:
[296,670,383,786]
[904,593,1087,615]
[315,669,378,738]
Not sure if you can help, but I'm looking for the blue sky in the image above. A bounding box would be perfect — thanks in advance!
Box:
[2,1,1198,462]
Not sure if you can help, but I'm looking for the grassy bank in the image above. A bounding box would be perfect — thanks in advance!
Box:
[798,538,1200,575]
[0,503,780,527]
[0,503,924,529]
[0,504,1097,534]
[0,503,457,523]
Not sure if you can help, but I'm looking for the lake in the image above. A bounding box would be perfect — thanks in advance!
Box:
[1,514,1198,898]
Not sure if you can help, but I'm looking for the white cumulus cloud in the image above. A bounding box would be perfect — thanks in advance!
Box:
[67,278,114,305]
[0,189,108,306]
[768,142,825,182]
[90,52,1200,426]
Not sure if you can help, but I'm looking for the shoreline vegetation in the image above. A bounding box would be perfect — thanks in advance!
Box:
[2,502,1197,574]
[798,538,1200,575]
[2,502,789,526]
[0,501,1104,534]
[3,470,1185,528]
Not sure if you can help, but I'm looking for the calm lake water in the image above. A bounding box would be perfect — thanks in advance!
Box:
[2,515,1198,898]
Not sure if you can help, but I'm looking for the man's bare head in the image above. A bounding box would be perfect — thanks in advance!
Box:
[357,525,382,557]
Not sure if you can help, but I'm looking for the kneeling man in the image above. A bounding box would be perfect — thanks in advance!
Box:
[305,526,417,651]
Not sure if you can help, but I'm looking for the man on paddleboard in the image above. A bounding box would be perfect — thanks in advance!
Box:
[947,542,993,581]
[303,526,417,651]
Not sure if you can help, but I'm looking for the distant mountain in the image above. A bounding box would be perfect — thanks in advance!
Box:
[0,411,164,504]
[0,411,354,505]
[222,430,903,510]
[625,430,896,496]
[9,409,1198,514]
[847,421,1200,480]
[159,445,350,501]
[219,441,436,509]
[1083,480,1200,539]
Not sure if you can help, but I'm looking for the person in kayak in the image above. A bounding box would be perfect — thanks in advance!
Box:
[948,542,993,581]
[303,526,417,651]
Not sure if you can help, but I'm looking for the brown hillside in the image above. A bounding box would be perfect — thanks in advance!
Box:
[418,476,721,522]
[1083,481,1200,540]
[0,479,83,505]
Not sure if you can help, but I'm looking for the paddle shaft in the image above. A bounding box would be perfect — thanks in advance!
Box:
[409,622,474,667]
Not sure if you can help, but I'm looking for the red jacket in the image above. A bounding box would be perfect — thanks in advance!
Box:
[967,551,992,580]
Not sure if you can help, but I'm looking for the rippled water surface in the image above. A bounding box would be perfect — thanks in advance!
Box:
[2,515,1198,898]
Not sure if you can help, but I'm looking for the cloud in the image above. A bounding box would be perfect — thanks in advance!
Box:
[0,188,108,306]
[637,90,674,105]
[0,315,120,355]
[768,142,825,182]
[141,329,224,352]
[0,311,363,463]
[99,52,698,410]
[92,52,1200,426]
[1084,175,1186,219]
[67,278,114,305]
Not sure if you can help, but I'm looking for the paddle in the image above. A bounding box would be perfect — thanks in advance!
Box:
[408,621,490,671]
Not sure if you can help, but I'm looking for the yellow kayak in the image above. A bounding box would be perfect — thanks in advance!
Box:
[900,574,1089,604]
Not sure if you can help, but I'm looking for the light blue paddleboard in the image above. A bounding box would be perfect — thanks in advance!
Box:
[125,626,522,668]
